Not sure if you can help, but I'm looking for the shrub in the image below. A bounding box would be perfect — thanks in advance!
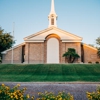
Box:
[63,48,80,63]
[95,61,99,64]
[0,84,74,100]
[0,84,34,100]
[87,86,100,100]
[88,61,92,64]
[37,91,74,100]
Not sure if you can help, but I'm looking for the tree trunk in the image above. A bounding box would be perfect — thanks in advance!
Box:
[72,57,75,63]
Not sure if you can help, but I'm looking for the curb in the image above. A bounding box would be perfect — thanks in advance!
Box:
[0,82,100,84]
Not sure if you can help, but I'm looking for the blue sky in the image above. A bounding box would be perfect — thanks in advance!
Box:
[0,0,100,46]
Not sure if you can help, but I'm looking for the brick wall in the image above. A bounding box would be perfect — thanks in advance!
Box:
[2,41,99,64]
[83,44,100,63]
[25,43,44,64]
[2,46,22,64]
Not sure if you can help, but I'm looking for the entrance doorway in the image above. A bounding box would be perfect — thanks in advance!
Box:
[47,38,59,63]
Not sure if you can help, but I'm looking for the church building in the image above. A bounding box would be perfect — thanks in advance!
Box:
[1,0,100,64]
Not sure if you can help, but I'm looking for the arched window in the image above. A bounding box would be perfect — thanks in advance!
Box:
[51,18,54,25]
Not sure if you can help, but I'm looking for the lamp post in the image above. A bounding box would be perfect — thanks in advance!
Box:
[11,22,15,64]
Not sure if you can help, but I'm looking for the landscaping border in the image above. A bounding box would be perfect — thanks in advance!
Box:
[0,82,100,100]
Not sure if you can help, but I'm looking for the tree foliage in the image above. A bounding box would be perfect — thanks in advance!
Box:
[96,36,100,58]
[63,48,80,63]
[97,48,100,58]
[88,44,94,47]
[96,36,100,45]
[0,27,14,58]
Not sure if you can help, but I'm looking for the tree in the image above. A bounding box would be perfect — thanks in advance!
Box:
[0,27,14,60]
[96,36,100,45]
[88,44,94,47]
[63,48,80,63]
[97,48,100,58]
[96,37,100,58]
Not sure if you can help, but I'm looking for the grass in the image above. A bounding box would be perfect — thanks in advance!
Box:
[0,64,100,82]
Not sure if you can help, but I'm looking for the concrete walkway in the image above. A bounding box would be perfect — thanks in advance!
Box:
[0,82,100,100]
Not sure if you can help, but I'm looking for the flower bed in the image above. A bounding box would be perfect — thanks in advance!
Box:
[37,91,74,100]
[1,83,100,100]
[87,86,100,100]
[0,84,34,100]
[0,84,74,100]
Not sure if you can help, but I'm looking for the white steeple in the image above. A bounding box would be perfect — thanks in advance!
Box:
[48,0,57,27]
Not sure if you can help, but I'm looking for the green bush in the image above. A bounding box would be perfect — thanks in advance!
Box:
[95,61,99,64]
[87,86,100,100]
[88,61,92,64]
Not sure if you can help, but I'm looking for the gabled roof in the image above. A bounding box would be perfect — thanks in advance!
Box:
[1,42,25,54]
[83,43,98,51]
[24,26,82,42]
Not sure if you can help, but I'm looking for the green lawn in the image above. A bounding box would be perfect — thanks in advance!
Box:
[0,64,100,82]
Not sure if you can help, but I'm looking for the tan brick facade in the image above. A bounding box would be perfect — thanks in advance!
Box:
[2,41,100,64]
[83,44,100,63]
[2,46,22,64]
[24,39,82,64]
[25,43,44,64]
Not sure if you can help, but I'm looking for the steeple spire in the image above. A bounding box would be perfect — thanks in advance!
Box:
[48,0,57,27]
[50,0,56,14]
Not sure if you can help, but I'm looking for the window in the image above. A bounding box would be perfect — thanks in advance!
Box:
[51,18,54,25]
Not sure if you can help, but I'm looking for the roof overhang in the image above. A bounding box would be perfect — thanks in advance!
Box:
[83,43,98,51]
[24,27,83,43]
[1,42,25,54]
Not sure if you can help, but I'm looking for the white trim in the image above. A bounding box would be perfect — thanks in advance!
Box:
[1,51,7,54]
[24,27,82,41]
[24,27,53,40]
[25,39,82,43]
[25,39,45,41]
[25,41,44,43]
[62,41,81,42]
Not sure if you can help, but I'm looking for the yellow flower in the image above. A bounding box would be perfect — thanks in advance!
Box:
[31,96,34,100]
[17,84,20,87]
[2,83,5,86]
[6,86,9,90]
[58,97,62,100]
[23,87,27,90]
[15,95,18,99]
[11,96,13,98]
[27,94,30,98]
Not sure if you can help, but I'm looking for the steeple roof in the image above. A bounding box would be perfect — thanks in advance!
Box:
[49,0,56,15]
